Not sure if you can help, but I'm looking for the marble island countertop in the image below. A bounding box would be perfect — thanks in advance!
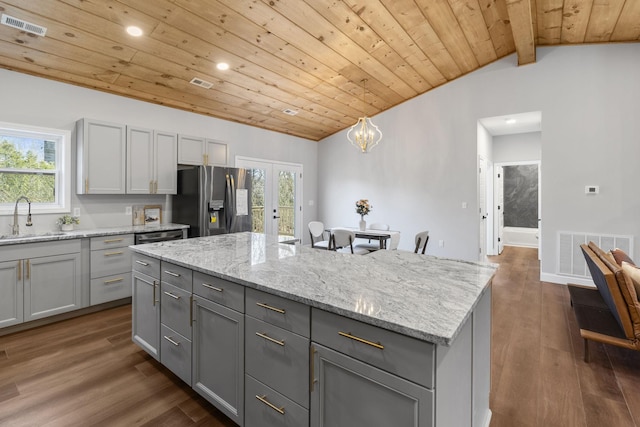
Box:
[131,232,496,346]
[0,223,189,246]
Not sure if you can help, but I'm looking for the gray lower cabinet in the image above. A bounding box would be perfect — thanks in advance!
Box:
[245,375,309,427]
[0,260,23,327]
[89,234,133,305]
[310,344,433,427]
[132,270,160,360]
[192,294,244,425]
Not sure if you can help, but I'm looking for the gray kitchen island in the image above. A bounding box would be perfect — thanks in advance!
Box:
[130,232,496,427]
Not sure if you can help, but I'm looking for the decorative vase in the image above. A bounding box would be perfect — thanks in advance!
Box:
[359,215,366,231]
[61,223,73,231]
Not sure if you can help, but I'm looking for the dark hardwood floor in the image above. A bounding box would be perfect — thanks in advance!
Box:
[489,246,640,427]
[0,246,638,426]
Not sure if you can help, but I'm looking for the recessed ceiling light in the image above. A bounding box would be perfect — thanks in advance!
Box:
[216,62,229,71]
[505,118,516,124]
[126,26,143,37]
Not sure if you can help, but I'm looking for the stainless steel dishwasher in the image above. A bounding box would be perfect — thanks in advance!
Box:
[134,229,185,245]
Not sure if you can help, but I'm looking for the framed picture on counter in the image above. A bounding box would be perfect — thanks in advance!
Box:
[132,205,145,225]
[144,205,162,225]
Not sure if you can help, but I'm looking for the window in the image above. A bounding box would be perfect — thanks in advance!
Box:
[0,122,71,214]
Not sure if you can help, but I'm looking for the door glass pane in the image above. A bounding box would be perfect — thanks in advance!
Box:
[249,168,265,233]
[277,170,296,239]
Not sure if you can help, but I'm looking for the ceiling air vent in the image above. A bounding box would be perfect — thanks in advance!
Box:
[1,14,47,37]
[282,109,298,116]
[190,77,213,89]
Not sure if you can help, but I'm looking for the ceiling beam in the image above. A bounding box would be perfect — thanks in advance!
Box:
[505,0,536,65]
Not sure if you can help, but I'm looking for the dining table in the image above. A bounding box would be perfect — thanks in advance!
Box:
[327,227,396,250]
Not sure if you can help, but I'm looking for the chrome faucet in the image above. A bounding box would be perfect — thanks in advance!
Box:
[12,196,33,235]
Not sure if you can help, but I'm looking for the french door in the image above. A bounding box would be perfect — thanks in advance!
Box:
[236,157,303,240]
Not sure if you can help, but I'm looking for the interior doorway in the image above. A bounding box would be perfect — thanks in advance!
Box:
[477,111,542,258]
[236,157,303,241]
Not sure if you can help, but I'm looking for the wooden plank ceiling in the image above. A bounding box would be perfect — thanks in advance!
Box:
[0,0,638,141]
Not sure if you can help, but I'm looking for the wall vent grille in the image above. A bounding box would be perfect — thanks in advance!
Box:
[557,231,634,278]
[189,77,213,89]
[1,14,47,36]
[282,109,298,116]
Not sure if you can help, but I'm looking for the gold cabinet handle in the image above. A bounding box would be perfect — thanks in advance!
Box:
[255,332,285,346]
[154,181,158,193]
[103,238,124,243]
[338,331,384,350]
[135,260,149,266]
[85,178,88,193]
[104,277,124,284]
[202,283,223,292]
[256,302,285,314]
[190,295,194,326]
[164,270,180,277]
[26,259,30,280]
[149,181,153,193]
[104,251,124,256]
[163,291,180,300]
[163,335,180,346]
[255,395,285,415]
[17,260,22,281]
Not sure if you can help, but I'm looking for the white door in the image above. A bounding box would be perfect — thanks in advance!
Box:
[478,156,488,261]
[236,157,303,240]
[495,166,504,255]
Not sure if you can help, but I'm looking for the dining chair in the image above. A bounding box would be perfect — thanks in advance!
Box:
[331,228,370,255]
[414,231,429,254]
[308,221,330,250]
[353,223,391,252]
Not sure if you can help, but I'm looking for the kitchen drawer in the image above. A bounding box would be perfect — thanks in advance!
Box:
[90,273,132,305]
[132,253,160,278]
[245,316,309,408]
[161,262,193,292]
[193,271,244,312]
[161,282,192,339]
[90,234,134,250]
[246,288,310,337]
[245,374,309,427]
[311,308,435,389]
[160,324,192,385]
[90,246,131,278]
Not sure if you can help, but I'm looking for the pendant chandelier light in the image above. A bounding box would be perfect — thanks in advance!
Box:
[347,79,382,153]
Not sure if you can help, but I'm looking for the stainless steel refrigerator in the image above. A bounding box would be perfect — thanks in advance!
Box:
[172,165,252,238]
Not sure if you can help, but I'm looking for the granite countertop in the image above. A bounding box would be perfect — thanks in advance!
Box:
[131,232,497,346]
[0,223,189,246]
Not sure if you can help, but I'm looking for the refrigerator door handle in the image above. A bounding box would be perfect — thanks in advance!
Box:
[201,166,208,237]
[225,174,233,232]
[230,174,237,232]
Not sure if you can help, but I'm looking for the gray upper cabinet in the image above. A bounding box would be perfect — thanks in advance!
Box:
[76,119,126,194]
[127,126,177,195]
[178,135,228,166]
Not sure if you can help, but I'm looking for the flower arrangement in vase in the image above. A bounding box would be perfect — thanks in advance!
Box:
[355,199,372,231]
[56,214,79,231]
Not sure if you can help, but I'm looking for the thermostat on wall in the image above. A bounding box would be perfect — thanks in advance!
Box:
[585,185,599,195]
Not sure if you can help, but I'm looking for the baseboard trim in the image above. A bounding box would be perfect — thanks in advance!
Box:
[540,272,595,287]
[0,298,131,337]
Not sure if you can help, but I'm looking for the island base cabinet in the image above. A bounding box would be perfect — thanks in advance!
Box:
[192,295,244,426]
[132,271,159,360]
[245,375,308,427]
[160,324,191,384]
[311,344,433,427]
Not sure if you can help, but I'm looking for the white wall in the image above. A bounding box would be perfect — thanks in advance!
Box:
[318,44,640,282]
[493,131,541,163]
[0,69,318,239]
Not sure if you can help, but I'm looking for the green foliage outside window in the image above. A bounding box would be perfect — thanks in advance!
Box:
[0,139,56,204]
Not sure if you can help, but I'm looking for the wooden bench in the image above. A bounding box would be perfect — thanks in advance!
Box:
[568,242,640,362]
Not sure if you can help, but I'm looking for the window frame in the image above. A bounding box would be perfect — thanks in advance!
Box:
[0,121,71,215]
